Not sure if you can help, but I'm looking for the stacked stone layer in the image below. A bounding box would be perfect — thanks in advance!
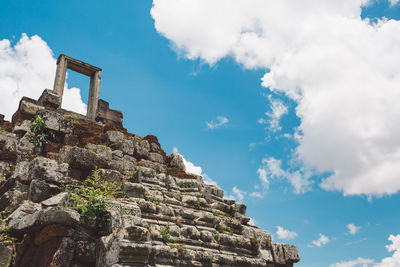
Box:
[0,91,299,267]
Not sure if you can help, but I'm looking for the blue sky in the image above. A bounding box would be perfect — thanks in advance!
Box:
[1,1,400,266]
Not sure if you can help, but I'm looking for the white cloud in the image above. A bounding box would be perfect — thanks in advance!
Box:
[206,116,229,129]
[179,150,218,186]
[172,146,179,153]
[389,0,400,7]
[311,233,330,247]
[375,234,400,267]
[276,226,298,240]
[250,191,264,199]
[347,224,361,235]
[228,186,246,202]
[257,157,312,194]
[258,118,267,125]
[332,234,400,267]
[330,257,375,267]
[264,96,288,131]
[151,1,400,197]
[0,34,86,120]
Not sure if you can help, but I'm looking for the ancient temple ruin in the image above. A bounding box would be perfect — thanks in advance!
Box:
[0,55,300,266]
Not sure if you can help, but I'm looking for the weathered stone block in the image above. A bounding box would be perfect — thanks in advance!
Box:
[4,136,35,154]
[123,182,147,198]
[34,224,70,246]
[272,243,286,265]
[134,138,149,160]
[96,99,123,128]
[148,152,164,163]
[74,240,96,264]
[28,179,60,203]
[28,157,68,183]
[59,146,107,170]
[131,167,156,183]
[36,109,72,134]
[166,153,185,171]
[13,120,31,135]
[0,189,27,214]
[38,89,61,109]
[41,192,70,207]
[106,130,124,143]
[0,242,13,267]
[12,97,44,124]
[283,244,300,263]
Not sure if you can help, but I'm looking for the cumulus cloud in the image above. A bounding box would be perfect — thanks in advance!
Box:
[206,116,229,129]
[332,234,400,266]
[311,233,330,247]
[0,34,86,120]
[330,257,375,267]
[151,0,400,197]
[226,186,247,202]
[256,157,312,194]
[264,97,288,131]
[375,234,400,267]
[347,224,361,235]
[276,226,298,240]
[177,149,218,186]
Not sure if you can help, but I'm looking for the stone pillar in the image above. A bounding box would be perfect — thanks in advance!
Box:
[87,70,102,120]
[53,55,67,104]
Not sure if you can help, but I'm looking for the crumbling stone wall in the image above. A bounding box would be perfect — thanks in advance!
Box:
[0,90,300,267]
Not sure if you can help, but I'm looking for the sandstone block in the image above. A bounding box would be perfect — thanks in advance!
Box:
[106,130,124,143]
[28,157,69,183]
[38,89,61,109]
[42,192,70,207]
[283,244,300,263]
[28,179,59,203]
[36,109,72,133]
[0,242,13,267]
[131,167,156,183]
[123,182,147,198]
[148,152,164,163]
[166,153,185,171]
[74,240,96,264]
[59,146,108,170]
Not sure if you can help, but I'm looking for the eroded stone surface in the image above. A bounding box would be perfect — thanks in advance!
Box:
[0,89,299,267]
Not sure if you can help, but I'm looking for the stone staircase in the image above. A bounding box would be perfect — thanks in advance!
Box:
[0,89,299,267]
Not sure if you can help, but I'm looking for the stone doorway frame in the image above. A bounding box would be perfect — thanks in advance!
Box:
[53,54,102,120]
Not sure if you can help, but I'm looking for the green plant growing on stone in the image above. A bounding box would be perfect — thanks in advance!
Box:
[159,224,174,243]
[28,115,55,149]
[217,223,233,235]
[144,192,156,203]
[169,243,185,251]
[264,235,272,248]
[193,197,201,209]
[0,214,16,242]
[68,168,118,235]
[250,236,260,251]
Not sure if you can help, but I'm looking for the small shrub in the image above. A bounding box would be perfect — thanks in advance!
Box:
[67,168,119,235]
[250,236,260,250]
[217,224,233,234]
[28,115,55,149]
[159,224,174,243]
[144,192,156,203]
[169,243,185,251]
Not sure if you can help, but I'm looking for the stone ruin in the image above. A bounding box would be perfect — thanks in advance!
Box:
[0,55,300,267]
